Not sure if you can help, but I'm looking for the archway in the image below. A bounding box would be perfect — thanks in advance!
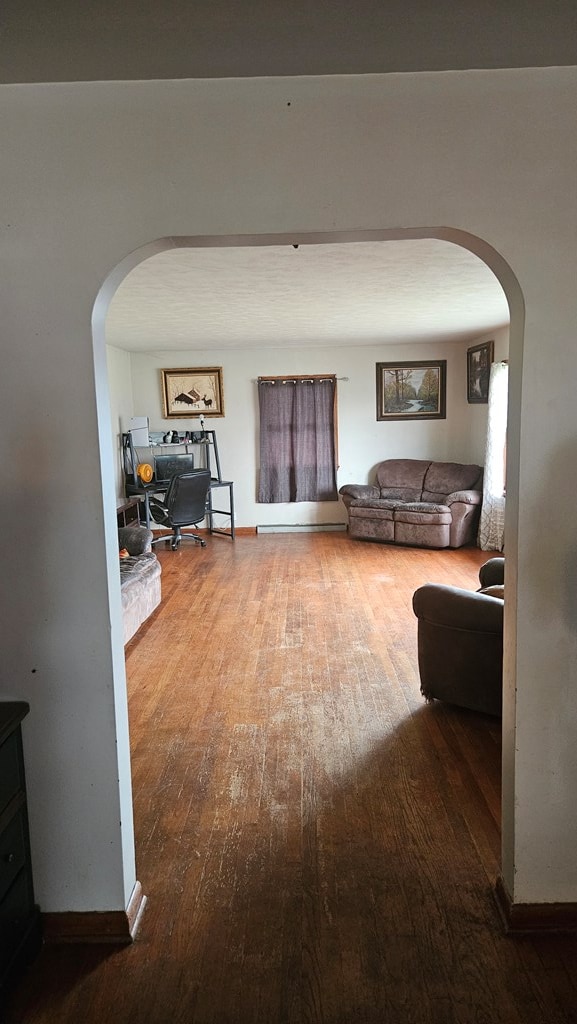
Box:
[93,226,523,914]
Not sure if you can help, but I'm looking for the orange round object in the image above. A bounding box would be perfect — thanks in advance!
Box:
[137,462,153,483]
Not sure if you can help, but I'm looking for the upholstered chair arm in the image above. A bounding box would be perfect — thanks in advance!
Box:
[412,583,503,633]
[478,557,505,589]
[118,525,153,555]
[447,492,483,548]
[412,583,503,716]
[446,489,482,506]
[338,483,379,508]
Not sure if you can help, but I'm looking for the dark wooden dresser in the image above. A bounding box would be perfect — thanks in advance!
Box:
[0,702,41,999]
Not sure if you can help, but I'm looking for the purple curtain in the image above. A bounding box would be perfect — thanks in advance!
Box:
[258,379,338,503]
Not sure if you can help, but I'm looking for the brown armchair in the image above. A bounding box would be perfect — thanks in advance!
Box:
[412,558,504,716]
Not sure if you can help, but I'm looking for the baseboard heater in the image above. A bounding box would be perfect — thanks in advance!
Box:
[256,523,347,534]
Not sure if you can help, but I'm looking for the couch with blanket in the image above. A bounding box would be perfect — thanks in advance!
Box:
[119,525,162,644]
[339,459,483,549]
[412,557,504,716]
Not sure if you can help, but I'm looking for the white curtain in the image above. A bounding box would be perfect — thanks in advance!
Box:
[478,361,508,551]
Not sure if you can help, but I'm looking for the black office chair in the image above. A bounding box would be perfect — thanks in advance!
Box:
[149,470,211,550]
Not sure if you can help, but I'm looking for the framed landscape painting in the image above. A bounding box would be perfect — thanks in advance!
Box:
[467,340,494,403]
[160,367,224,418]
[376,360,447,421]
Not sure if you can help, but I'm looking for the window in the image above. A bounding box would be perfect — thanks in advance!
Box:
[257,376,338,503]
[478,361,508,551]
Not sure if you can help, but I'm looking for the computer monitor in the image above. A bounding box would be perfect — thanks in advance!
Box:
[154,452,195,484]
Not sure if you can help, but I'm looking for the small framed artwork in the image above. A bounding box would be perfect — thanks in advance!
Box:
[160,367,224,418]
[376,360,447,421]
[467,341,494,404]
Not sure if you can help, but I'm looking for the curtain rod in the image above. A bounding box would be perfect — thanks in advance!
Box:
[255,376,349,383]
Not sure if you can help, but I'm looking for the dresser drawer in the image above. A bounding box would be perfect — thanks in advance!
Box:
[0,809,27,905]
[0,868,35,965]
[0,731,23,816]
[0,704,40,996]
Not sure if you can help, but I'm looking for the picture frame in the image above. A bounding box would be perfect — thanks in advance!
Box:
[376,360,447,421]
[160,367,224,418]
[467,341,494,404]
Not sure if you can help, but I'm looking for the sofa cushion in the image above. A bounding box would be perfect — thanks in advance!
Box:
[118,524,153,555]
[349,516,394,542]
[349,498,396,520]
[379,487,422,502]
[395,521,450,548]
[119,551,158,586]
[396,501,450,515]
[393,503,452,526]
[375,459,431,502]
[338,484,379,501]
[120,552,162,644]
[422,461,482,503]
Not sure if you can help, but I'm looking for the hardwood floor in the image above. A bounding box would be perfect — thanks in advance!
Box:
[6,534,577,1023]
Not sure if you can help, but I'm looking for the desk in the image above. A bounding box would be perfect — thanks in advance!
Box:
[125,479,235,539]
[125,481,156,529]
[207,480,235,539]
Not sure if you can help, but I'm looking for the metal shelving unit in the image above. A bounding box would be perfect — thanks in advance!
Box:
[121,430,234,539]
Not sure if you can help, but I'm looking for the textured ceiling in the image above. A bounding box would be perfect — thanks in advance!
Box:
[105,239,509,353]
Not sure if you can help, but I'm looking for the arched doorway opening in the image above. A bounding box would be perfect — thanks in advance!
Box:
[93,226,523,911]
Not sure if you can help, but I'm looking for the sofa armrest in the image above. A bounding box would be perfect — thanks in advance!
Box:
[338,484,379,503]
[478,557,505,589]
[412,583,503,633]
[446,489,482,506]
[118,525,153,555]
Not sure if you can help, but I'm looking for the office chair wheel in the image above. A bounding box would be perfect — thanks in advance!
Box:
[171,539,180,550]
[200,539,207,547]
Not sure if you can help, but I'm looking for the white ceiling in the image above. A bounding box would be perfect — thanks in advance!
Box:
[105,239,509,353]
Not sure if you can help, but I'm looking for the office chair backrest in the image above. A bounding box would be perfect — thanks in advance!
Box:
[165,470,212,526]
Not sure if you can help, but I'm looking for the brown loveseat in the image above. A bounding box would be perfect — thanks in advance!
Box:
[339,459,483,549]
[412,557,504,717]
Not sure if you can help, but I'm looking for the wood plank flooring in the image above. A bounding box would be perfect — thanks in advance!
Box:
[6,533,577,1023]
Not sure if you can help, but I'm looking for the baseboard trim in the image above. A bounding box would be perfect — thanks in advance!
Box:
[256,523,347,534]
[42,881,147,945]
[495,876,577,933]
[125,880,147,939]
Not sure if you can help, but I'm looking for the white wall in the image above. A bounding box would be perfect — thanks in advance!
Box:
[106,344,134,497]
[0,70,574,915]
[123,335,498,528]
